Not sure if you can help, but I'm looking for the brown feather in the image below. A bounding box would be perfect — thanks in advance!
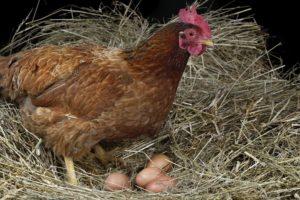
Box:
[0,22,195,159]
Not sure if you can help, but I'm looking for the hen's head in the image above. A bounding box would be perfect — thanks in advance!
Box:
[178,5,213,56]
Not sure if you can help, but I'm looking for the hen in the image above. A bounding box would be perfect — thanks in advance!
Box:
[0,5,212,185]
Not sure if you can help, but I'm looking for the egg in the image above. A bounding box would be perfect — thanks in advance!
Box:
[146,154,172,172]
[104,172,131,191]
[145,174,177,193]
[135,167,163,188]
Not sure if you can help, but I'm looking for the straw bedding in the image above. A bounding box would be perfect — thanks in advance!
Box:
[0,2,299,199]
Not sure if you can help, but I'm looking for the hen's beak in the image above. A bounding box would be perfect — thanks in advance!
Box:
[201,39,214,47]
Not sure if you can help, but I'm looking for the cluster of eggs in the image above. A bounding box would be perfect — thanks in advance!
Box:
[104,154,177,193]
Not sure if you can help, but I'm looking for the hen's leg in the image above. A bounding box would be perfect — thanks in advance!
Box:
[94,145,109,166]
[94,145,125,167]
[64,156,78,185]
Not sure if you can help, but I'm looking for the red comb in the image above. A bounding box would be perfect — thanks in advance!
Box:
[179,5,212,39]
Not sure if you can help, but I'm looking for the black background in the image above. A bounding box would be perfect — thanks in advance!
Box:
[0,0,299,68]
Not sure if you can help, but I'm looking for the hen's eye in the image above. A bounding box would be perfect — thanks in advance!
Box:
[189,32,194,37]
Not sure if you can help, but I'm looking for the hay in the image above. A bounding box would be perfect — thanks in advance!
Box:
[1,1,300,199]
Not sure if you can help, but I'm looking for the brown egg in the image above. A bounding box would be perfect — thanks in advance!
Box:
[145,175,177,193]
[147,154,172,172]
[135,167,163,188]
[104,172,131,191]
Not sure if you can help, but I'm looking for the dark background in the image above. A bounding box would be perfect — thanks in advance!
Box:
[0,0,299,68]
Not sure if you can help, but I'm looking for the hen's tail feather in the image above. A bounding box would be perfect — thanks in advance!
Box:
[0,57,6,93]
[0,56,18,100]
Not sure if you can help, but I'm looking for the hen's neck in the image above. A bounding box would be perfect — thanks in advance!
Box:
[124,22,191,81]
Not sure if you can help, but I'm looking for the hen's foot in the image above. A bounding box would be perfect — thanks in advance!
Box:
[94,145,125,168]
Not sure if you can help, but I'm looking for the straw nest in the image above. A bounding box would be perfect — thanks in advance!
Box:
[1,1,300,199]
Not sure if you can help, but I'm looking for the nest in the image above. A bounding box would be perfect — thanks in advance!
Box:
[1,1,300,199]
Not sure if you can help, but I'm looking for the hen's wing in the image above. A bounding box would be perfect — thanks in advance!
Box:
[1,45,97,98]
[0,44,132,118]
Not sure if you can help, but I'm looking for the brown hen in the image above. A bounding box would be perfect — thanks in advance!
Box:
[0,5,212,185]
